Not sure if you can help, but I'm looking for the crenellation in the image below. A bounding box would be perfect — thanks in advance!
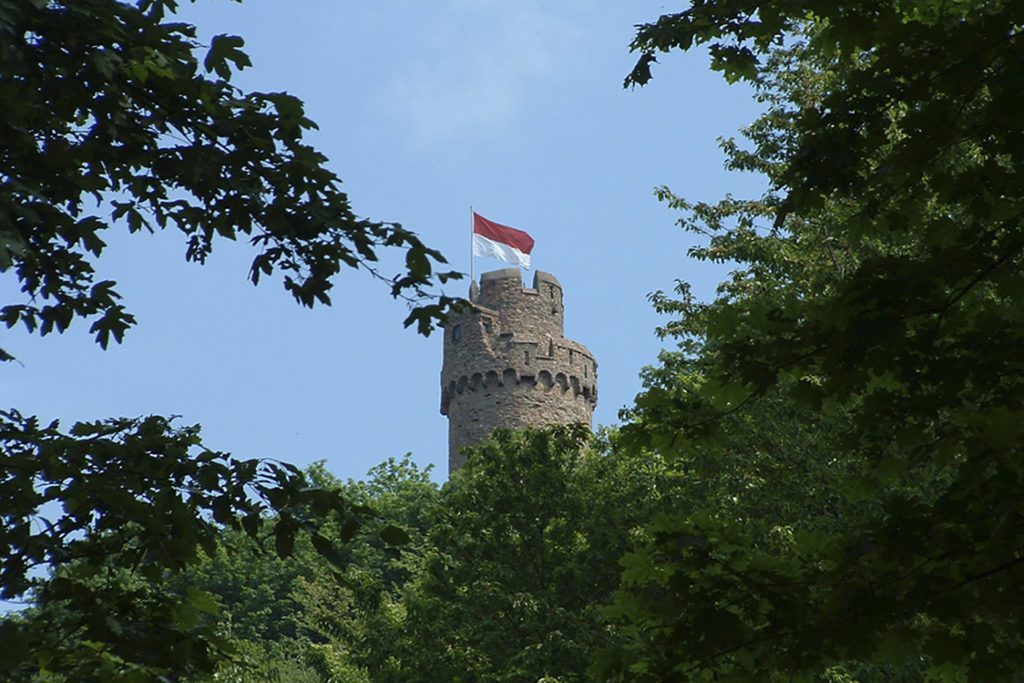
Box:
[441,268,597,473]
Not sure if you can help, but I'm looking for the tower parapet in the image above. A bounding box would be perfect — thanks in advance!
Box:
[441,268,597,472]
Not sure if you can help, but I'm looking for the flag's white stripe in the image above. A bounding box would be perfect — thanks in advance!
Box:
[472,233,531,269]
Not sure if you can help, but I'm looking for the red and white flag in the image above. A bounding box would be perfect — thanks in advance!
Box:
[472,212,535,269]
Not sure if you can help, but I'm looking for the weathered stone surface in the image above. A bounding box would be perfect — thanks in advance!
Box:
[441,269,597,473]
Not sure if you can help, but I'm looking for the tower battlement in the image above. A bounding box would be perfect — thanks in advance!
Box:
[441,268,597,472]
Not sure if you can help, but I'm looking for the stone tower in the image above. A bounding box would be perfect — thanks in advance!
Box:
[440,268,597,472]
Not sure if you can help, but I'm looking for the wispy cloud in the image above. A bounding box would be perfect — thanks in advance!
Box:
[379,1,580,148]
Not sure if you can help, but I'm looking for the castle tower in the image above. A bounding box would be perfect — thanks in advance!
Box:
[440,268,598,473]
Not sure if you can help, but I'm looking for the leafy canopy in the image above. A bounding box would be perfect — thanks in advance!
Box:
[1,1,440,678]
[385,426,675,683]
[602,0,1024,680]
[0,410,382,681]
[0,0,460,357]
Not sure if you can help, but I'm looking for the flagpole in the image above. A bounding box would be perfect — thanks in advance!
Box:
[469,205,475,292]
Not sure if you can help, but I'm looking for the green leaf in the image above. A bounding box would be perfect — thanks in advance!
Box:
[310,533,347,568]
[187,588,220,616]
[274,516,297,558]
[378,524,411,546]
[203,34,251,80]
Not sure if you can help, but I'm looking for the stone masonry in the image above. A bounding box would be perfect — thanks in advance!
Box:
[441,268,597,473]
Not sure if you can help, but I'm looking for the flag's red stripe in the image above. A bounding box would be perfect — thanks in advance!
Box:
[473,213,534,254]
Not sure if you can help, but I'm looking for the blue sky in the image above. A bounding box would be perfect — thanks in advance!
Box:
[3,1,766,482]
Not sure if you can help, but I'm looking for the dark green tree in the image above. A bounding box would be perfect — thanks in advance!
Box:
[384,426,674,683]
[1,0,449,678]
[292,457,439,682]
[163,457,439,682]
[600,1,1024,679]
[0,414,379,681]
[0,0,458,350]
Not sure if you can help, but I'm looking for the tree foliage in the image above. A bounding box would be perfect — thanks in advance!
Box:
[9,1,1024,680]
[290,457,439,682]
[0,1,448,678]
[380,426,676,683]
[0,411,378,681]
[195,428,677,683]
[123,456,440,683]
[602,1,1024,679]
[0,0,459,353]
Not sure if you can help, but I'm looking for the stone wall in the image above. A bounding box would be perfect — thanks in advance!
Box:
[441,268,597,472]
